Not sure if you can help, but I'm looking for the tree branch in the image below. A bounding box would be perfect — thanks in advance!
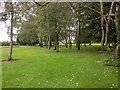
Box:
[33,0,49,6]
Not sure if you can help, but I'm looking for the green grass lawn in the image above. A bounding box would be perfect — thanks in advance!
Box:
[1,45,118,88]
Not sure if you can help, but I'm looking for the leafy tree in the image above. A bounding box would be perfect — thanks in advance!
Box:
[115,2,120,57]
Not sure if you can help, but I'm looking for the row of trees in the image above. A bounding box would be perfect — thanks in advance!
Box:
[0,1,120,61]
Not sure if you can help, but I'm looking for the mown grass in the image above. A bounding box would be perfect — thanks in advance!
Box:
[1,44,118,88]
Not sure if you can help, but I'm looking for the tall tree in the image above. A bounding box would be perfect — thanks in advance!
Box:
[100,0,105,51]
[104,2,114,48]
[115,2,120,57]
[4,2,14,61]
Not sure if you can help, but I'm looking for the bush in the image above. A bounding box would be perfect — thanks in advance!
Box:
[2,41,10,46]
[1,41,18,46]
[102,55,120,67]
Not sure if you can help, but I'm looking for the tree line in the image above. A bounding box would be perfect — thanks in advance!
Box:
[0,1,120,61]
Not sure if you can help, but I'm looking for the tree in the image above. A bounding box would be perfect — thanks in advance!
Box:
[100,0,105,51]
[115,2,120,57]
[17,18,39,46]
[4,2,14,61]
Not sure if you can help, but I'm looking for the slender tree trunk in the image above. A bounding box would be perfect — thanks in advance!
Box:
[75,29,77,48]
[46,37,48,48]
[65,38,68,48]
[76,20,81,50]
[115,2,120,57]
[104,1,114,49]
[104,22,109,48]
[56,33,59,52]
[68,28,72,49]
[38,35,42,47]
[56,42,59,52]
[84,43,86,47]
[100,0,105,51]
[54,33,57,50]
[40,41,43,47]
[48,35,51,49]
[65,30,68,48]
[8,6,13,61]
[89,42,91,45]
[54,41,57,50]
[55,32,59,52]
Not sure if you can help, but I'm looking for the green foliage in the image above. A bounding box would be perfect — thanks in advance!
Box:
[1,41,10,46]
[0,41,18,46]
[17,18,39,45]
[102,55,120,67]
[16,2,117,48]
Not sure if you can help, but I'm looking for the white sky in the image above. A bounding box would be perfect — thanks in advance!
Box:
[0,21,17,42]
[0,21,10,42]
[0,2,9,42]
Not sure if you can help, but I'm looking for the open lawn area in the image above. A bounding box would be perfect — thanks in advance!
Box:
[1,45,118,88]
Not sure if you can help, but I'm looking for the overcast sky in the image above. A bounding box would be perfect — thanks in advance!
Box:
[0,22,10,42]
[0,2,9,42]
[0,20,17,42]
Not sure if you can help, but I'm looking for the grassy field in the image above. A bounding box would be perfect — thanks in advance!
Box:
[1,45,118,88]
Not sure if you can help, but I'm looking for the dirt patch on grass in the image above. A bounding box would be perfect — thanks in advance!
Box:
[0,60,7,62]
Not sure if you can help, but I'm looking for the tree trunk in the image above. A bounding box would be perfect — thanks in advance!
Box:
[48,35,51,49]
[104,2,114,49]
[68,28,72,49]
[84,43,86,47]
[54,44,57,50]
[65,30,68,48]
[89,42,91,45]
[45,36,48,48]
[65,38,68,48]
[104,22,109,48]
[75,29,77,48]
[8,6,14,61]
[55,32,59,52]
[56,34,59,52]
[40,40,43,47]
[100,0,105,51]
[76,20,80,50]
[38,36,43,47]
[115,2,120,57]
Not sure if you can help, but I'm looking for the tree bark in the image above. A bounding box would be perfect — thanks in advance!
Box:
[48,35,51,49]
[55,32,59,52]
[8,4,14,61]
[40,40,43,47]
[89,42,91,45]
[115,2,120,57]
[65,29,68,48]
[104,1,114,49]
[68,28,72,49]
[38,35,43,47]
[46,36,48,48]
[84,43,86,47]
[104,22,109,48]
[100,0,105,51]
[76,20,81,50]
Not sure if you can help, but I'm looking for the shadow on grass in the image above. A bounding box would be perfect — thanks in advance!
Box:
[57,46,101,54]
[0,58,19,63]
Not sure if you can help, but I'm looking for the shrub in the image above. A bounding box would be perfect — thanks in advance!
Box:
[2,41,10,46]
[1,41,18,46]
[102,55,120,67]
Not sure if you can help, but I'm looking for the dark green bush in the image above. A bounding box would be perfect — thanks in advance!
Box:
[102,55,120,67]
[2,41,10,46]
[1,41,18,46]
